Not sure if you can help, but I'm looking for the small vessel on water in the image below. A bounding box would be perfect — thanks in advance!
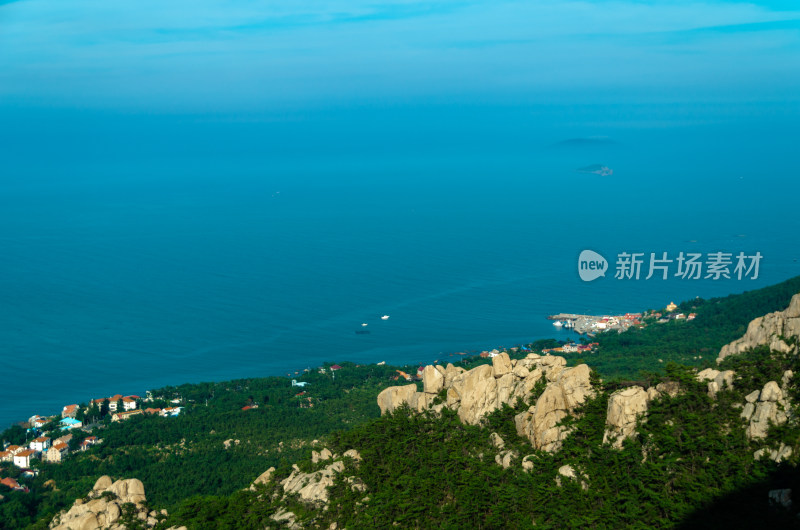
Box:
[553,321,563,327]
[577,164,613,177]
[381,315,390,320]
[564,320,575,329]
[361,323,368,327]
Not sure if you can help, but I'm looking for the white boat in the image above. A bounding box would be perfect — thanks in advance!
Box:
[381,315,390,320]
[553,321,563,327]
[564,320,574,329]
[361,323,368,327]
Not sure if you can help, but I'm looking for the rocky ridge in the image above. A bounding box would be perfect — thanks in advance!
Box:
[378,353,603,452]
[247,447,364,528]
[49,476,176,530]
[717,293,800,363]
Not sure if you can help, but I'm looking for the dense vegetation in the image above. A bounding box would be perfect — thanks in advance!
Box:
[585,275,800,379]
[2,277,800,528]
[168,353,800,529]
[0,362,401,528]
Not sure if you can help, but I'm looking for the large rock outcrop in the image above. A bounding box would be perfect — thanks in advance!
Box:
[514,364,595,452]
[697,368,735,398]
[741,380,790,439]
[250,467,276,491]
[377,353,569,427]
[50,476,163,530]
[270,447,366,510]
[281,461,345,507]
[376,384,418,415]
[603,386,649,448]
[717,293,800,363]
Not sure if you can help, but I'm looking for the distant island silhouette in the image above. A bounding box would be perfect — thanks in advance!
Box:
[551,137,619,149]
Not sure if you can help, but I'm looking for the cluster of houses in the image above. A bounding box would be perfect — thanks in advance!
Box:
[141,406,183,418]
[1,392,161,471]
[543,342,600,354]
[648,303,697,324]
[90,394,141,413]
[0,433,100,469]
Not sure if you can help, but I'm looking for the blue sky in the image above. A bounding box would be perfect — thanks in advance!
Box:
[1,0,799,112]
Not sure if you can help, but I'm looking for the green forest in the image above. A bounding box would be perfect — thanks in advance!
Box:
[2,275,800,529]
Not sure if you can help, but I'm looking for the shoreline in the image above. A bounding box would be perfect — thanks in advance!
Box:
[1,334,563,432]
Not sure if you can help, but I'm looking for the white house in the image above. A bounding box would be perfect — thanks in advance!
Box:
[122,397,138,411]
[79,436,99,451]
[107,395,124,412]
[29,415,48,428]
[30,436,51,453]
[13,449,35,468]
[5,445,24,455]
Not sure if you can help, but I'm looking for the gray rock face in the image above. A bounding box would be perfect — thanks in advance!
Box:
[444,363,466,387]
[92,476,112,492]
[376,354,592,451]
[453,364,499,424]
[521,455,535,472]
[492,353,513,378]
[495,450,518,469]
[489,432,505,449]
[50,477,160,530]
[655,381,681,398]
[755,444,793,463]
[717,293,800,363]
[312,448,333,464]
[514,364,595,452]
[697,369,735,398]
[281,461,346,507]
[343,449,362,462]
[422,365,445,394]
[743,381,790,439]
[271,507,300,529]
[376,384,417,414]
[250,467,276,491]
[603,386,648,449]
[745,390,761,403]
[555,465,588,490]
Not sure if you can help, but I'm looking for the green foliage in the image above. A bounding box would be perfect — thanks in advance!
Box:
[587,275,800,379]
[0,362,404,529]
[1,424,27,446]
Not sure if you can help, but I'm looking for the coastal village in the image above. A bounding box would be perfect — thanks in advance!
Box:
[548,301,696,337]
[0,391,185,489]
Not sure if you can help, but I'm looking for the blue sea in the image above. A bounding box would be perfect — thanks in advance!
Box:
[2,104,799,428]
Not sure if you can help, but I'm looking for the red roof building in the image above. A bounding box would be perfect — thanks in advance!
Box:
[0,477,21,490]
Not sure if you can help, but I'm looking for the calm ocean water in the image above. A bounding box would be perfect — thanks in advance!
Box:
[2,108,799,428]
